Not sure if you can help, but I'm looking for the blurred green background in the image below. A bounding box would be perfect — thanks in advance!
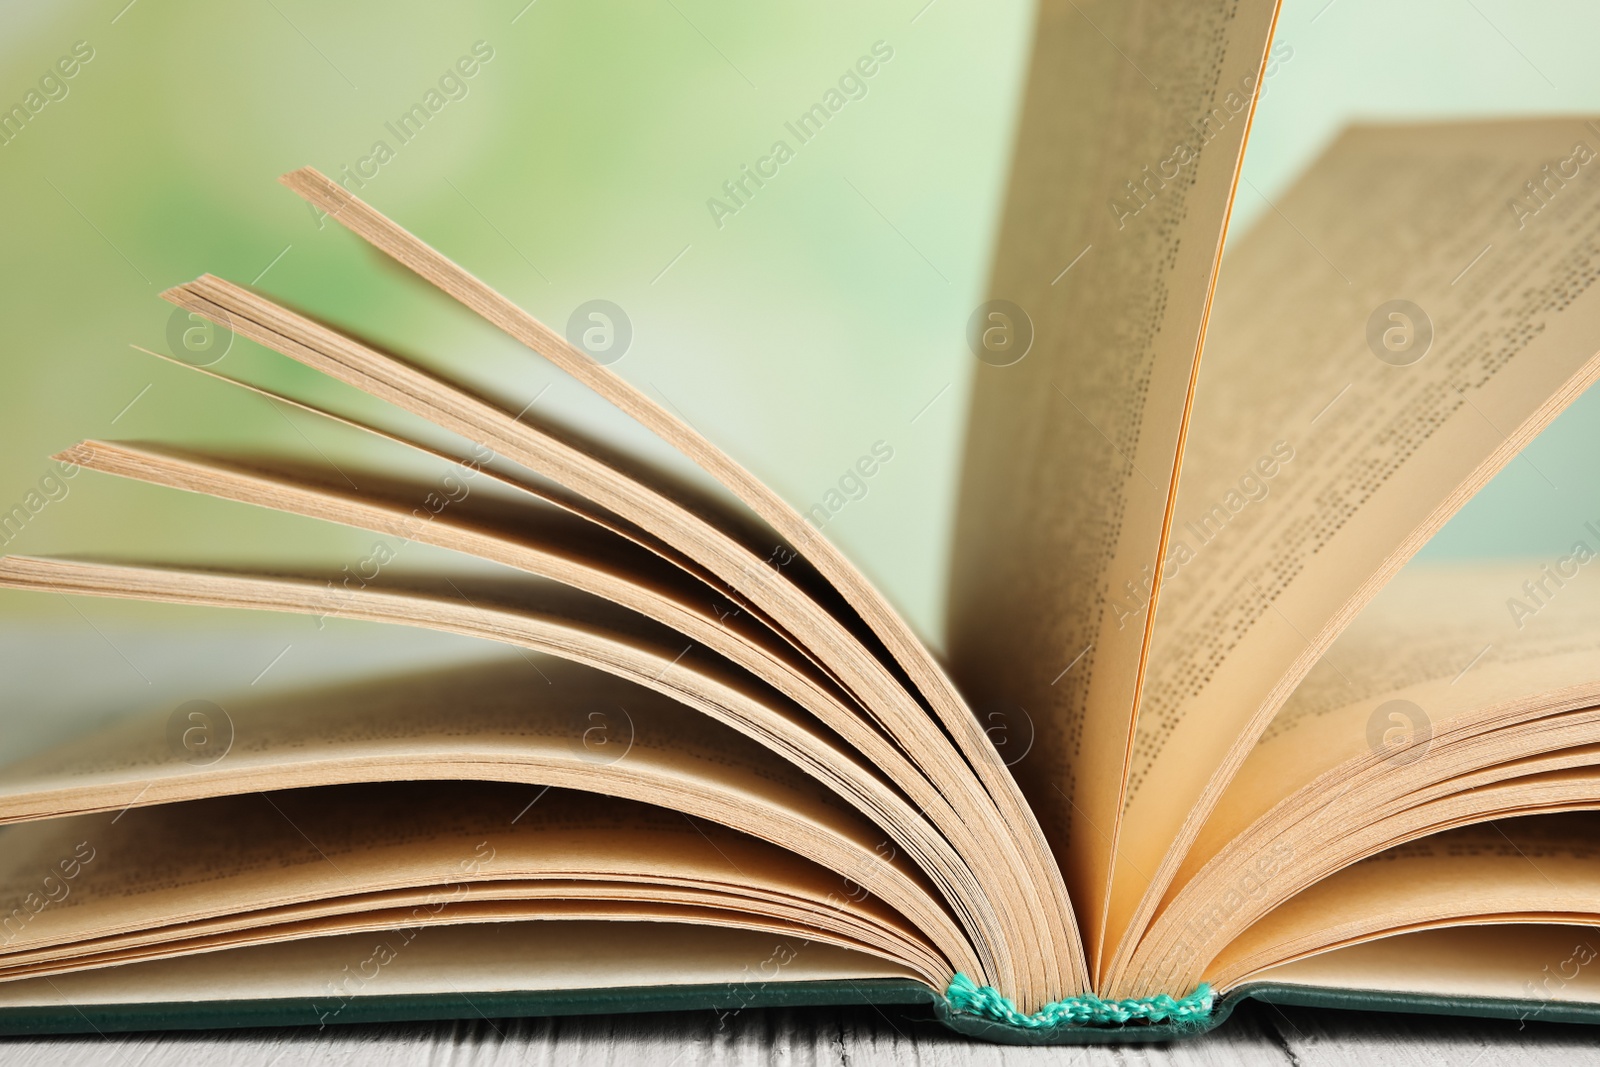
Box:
[1240,0,1600,566]
[0,0,1034,642]
[0,0,1598,754]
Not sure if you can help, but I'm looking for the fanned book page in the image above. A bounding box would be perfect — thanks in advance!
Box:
[1109,117,1600,998]
[10,0,1600,1045]
[948,0,1282,969]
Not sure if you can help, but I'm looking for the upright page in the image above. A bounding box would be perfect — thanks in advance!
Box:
[948,0,1281,969]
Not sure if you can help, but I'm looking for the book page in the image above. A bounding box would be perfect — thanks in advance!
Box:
[50,436,1039,981]
[269,172,1074,991]
[57,440,841,698]
[1137,748,1600,995]
[1104,118,1600,990]
[10,900,903,988]
[0,782,943,986]
[0,921,919,1011]
[154,269,1073,1004]
[1250,923,1600,1006]
[0,656,979,982]
[945,0,1281,967]
[1212,814,1600,988]
[1125,563,1600,994]
[1200,561,1600,859]
[0,563,1033,985]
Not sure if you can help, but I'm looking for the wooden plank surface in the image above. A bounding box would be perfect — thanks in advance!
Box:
[4,1001,1598,1066]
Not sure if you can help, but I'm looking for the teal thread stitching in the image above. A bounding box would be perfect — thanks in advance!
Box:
[945,973,1214,1029]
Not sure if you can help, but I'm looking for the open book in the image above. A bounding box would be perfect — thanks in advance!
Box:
[6,0,1600,1043]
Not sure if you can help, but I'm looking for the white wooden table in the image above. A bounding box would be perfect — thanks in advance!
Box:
[5,1000,1599,1066]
